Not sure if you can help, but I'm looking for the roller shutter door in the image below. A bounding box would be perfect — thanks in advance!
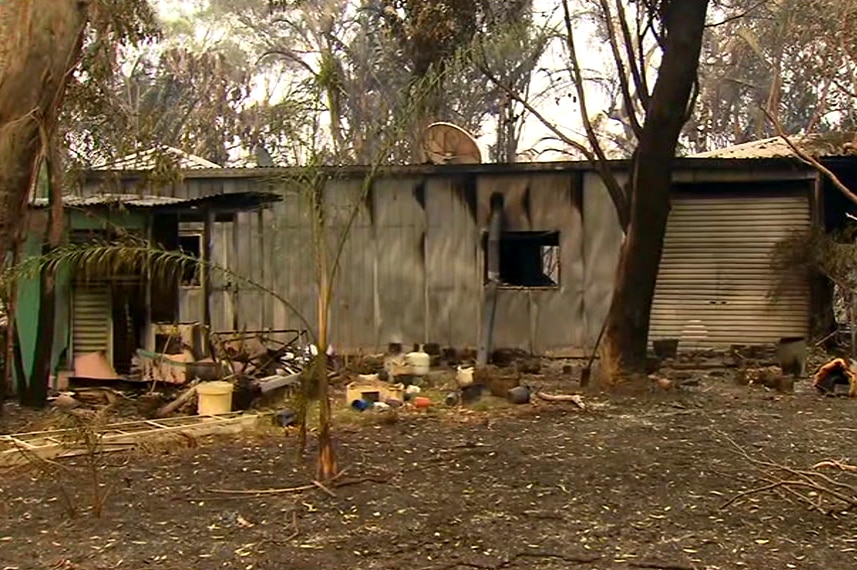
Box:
[72,282,111,359]
[650,194,810,348]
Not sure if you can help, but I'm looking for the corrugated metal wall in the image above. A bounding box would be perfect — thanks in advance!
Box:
[80,166,815,354]
[479,173,586,354]
[649,188,811,347]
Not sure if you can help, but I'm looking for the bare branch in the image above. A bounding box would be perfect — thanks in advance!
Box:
[560,0,629,227]
[705,0,768,28]
[478,58,628,228]
[613,0,650,113]
[635,6,652,99]
[762,106,857,208]
[478,65,595,161]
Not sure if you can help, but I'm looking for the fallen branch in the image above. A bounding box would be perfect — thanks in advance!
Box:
[535,391,586,409]
[716,430,857,514]
[155,380,200,418]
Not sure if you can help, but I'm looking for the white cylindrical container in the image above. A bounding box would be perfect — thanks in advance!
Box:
[456,366,475,387]
[406,350,431,376]
[196,381,234,416]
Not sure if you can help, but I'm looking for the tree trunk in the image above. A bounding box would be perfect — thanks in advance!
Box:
[0,0,88,257]
[315,192,337,482]
[600,1,710,383]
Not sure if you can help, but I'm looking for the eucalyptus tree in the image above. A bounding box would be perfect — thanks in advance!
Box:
[686,0,857,153]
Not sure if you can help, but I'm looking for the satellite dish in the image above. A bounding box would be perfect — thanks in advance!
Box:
[419,122,482,165]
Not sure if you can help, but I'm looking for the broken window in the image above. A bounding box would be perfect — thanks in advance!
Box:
[485,231,560,287]
[178,233,202,287]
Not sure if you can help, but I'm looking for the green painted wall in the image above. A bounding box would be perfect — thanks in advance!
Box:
[69,209,147,231]
[14,207,148,389]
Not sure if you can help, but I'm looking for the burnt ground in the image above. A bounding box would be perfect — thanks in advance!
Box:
[3,373,857,570]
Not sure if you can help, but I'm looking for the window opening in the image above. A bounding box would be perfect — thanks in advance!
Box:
[485,231,560,287]
[178,233,202,287]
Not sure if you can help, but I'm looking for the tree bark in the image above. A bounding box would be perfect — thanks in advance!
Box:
[0,0,88,258]
[600,0,710,382]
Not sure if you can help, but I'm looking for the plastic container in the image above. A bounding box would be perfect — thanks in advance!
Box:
[456,366,474,387]
[196,381,234,415]
[406,350,431,376]
[413,396,432,409]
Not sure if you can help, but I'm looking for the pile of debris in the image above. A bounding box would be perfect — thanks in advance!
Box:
[51,326,318,417]
[344,346,584,412]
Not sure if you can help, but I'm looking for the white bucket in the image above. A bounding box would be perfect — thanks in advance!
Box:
[456,366,475,387]
[196,381,234,415]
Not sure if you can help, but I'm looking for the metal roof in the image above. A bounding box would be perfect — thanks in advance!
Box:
[690,132,857,159]
[91,146,222,171]
[31,191,282,212]
[31,194,188,208]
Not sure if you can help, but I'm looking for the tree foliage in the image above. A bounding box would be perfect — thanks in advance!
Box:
[687,0,857,152]
[206,0,547,164]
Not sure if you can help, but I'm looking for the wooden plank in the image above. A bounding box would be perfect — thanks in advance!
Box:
[0,413,261,467]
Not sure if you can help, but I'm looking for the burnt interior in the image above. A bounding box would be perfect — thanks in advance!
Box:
[483,230,560,287]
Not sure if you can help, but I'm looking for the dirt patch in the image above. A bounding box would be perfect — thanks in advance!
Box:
[3,373,857,570]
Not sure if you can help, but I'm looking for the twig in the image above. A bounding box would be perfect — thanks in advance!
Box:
[629,563,696,570]
[209,468,349,496]
[761,106,857,207]
[814,460,857,474]
[312,479,337,498]
[720,480,798,510]
[716,430,857,512]
[284,511,299,541]
[418,551,602,570]
[209,483,315,496]
[334,474,391,487]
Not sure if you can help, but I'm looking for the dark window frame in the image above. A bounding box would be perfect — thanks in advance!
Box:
[178,232,202,287]
[482,230,561,289]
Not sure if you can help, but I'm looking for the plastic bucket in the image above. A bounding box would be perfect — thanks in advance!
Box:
[652,338,679,360]
[456,366,475,387]
[197,381,234,415]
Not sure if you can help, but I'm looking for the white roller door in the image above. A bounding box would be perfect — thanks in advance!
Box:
[650,194,810,348]
[72,282,112,360]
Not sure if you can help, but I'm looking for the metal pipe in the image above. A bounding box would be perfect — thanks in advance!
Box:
[477,193,504,366]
